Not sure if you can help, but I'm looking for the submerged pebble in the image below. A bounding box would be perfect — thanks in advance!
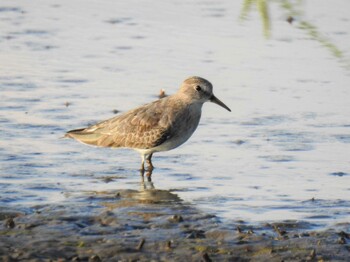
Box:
[89,255,101,262]
[4,218,15,229]
[169,214,184,223]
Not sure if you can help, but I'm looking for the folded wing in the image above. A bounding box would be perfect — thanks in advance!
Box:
[65,98,175,149]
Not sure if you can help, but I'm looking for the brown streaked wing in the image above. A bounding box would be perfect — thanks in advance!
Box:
[81,97,177,149]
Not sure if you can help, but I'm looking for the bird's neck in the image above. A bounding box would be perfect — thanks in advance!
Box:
[174,92,203,106]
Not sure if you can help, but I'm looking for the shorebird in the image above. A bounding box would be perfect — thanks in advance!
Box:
[65,76,231,172]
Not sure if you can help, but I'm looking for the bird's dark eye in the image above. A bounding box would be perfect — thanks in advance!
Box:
[195,85,202,91]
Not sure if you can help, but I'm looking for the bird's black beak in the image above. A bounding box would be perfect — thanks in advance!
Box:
[210,95,231,112]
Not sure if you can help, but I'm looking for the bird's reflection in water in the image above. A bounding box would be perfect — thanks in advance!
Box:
[140,170,155,190]
[130,169,182,204]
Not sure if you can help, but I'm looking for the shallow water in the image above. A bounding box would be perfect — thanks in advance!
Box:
[1,0,350,229]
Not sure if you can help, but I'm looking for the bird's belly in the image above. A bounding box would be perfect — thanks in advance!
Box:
[135,104,202,155]
[156,131,193,151]
[134,126,196,156]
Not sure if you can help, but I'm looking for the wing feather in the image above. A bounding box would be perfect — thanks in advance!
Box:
[66,97,180,149]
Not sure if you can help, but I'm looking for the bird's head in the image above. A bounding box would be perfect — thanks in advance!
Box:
[179,76,231,112]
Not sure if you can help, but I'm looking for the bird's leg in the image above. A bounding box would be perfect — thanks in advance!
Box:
[140,154,146,176]
[146,153,154,172]
[140,154,153,177]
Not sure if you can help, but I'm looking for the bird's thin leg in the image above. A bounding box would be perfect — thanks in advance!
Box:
[146,153,154,172]
[140,154,146,176]
[145,155,153,179]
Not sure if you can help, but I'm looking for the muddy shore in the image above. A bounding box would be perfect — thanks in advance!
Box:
[1,183,349,261]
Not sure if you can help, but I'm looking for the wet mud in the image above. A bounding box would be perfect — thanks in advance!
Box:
[1,182,349,261]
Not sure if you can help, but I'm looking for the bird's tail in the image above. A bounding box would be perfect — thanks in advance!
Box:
[65,128,115,147]
[65,128,101,145]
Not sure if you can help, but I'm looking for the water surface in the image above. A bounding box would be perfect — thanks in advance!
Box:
[1,0,350,228]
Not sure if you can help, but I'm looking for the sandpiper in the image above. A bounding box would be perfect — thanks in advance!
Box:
[65,76,231,172]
